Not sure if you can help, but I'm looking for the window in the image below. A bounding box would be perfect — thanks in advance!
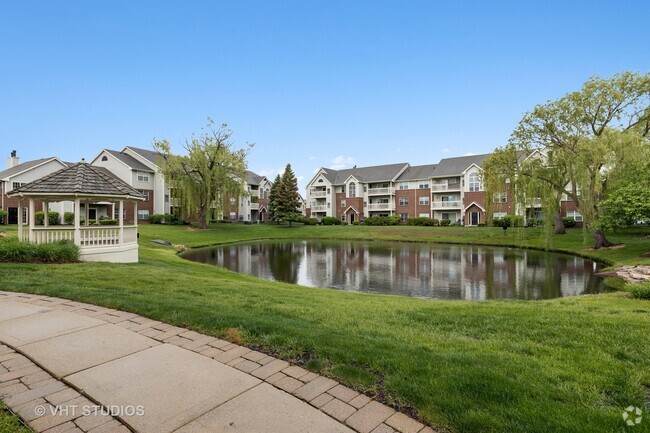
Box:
[492,192,507,203]
[114,209,126,220]
[399,197,409,206]
[341,200,346,208]
[101,155,108,161]
[348,182,356,197]
[419,212,430,218]
[137,209,150,220]
[493,212,507,219]
[164,194,169,203]
[137,171,150,182]
[400,213,409,221]
[418,182,429,189]
[399,182,409,190]
[229,197,236,206]
[468,173,481,192]
[418,196,430,205]
[341,214,346,222]
[139,190,150,201]
[318,179,323,183]
[12,182,25,191]
[22,207,28,224]
[229,212,237,220]
[566,211,583,222]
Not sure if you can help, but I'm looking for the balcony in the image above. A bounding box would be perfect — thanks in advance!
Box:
[368,203,394,211]
[431,183,461,191]
[432,201,461,209]
[367,187,394,196]
[310,205,328,212]
[310,190,327,198]
[250,203,259,210]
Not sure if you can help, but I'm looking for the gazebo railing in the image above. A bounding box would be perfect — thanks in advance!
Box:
[21,226,138,247]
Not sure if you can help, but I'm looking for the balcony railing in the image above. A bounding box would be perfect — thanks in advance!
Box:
[432,201,461,209]
[21,226,138,247]
[368,203,394,210]
[250,203,259,210]
[310,205,328,212]
[310,190,327,198]
[431,183,461,191]
[367,187,394,195]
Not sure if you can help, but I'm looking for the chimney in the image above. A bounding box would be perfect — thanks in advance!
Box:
[6,150,20,169]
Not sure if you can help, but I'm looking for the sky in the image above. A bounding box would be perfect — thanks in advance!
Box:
[1,1,649,193]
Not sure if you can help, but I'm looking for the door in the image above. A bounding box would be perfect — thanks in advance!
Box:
[8,208,18,224]
[349,213,355,224]
[470,212,479,226]
[89,208,97,221]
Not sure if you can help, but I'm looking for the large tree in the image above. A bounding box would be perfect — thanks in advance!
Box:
[268,174,281,224]
[273,164,302,227]
[153,119,251,229]
[484,72,650,249]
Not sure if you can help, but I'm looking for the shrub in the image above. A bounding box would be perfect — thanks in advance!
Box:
[352,221,360,225]
[527,217,543,227]
[302,217,318,226]
[64,212,74,225]
[99,219,118,225]
[150,213,185,225]
[492,218,505,227]
[629,282,650,300]
[321,216,342,225]
[406,217,437,226]
[0,210,7,223]
[562,217,577,228]
[388,215,401,225]
[34,211,60,226]
[440,219,451,226]
[0,238,79,263]
[478,223,486,227]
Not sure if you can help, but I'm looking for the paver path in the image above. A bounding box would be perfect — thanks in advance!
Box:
[0,291,435,433]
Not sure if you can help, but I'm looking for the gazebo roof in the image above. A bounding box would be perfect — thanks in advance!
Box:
[8,163,145,200]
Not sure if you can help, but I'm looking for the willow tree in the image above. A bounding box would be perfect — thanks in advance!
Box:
[484,72,650,249]
[153,119,252,229]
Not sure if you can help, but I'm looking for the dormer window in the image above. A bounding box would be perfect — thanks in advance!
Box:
[101,156,108,161]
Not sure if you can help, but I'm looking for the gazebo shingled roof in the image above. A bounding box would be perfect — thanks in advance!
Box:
[8,163,145,200]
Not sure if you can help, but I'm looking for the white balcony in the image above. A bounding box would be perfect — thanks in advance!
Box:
[367,187,394,195]
[368,203,394,211]
[431,183,461,191]
[250,203,259,210]
[310,190,328,198]
[432,201,461,209]
[310,205,328,212]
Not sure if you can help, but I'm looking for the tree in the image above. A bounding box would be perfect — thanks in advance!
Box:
[274,164,302,227]
[484,72,650,249]
[600,155,650,227]
[268,174,281,224]
[153,119,252,229]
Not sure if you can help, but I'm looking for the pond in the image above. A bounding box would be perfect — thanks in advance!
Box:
[182,240,606,300]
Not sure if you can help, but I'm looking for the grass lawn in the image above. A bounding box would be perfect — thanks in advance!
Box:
[0,403,31,433]
[1,224,649,433]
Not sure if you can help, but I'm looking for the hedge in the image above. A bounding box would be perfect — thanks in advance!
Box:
[0,238,79,263]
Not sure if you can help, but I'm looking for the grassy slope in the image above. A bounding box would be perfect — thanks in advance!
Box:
[1,224,649,433]
[0,404,31,433]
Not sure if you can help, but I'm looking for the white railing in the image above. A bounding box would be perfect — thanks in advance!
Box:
[432,183,461,191]
[432,201,461,209]
[123,226,138,244]
[250,203,259,210]
[30,227,75,243]
[310,190,327,198]
[367,187,394,195]
[21,225,139,247]
[310,205,328,212]
[80,227,120,246]
[368,203,394,210]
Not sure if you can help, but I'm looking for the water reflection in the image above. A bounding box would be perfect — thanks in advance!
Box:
[183,240,605,300]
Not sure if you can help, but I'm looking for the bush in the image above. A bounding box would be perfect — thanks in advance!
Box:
[321,216,342,225]
[492,218,505,227]
[302,217,318,226]
[34,211,60,226]
[150,213,185,225]
[527,217,543,227]
[478,223,486,227]
[80,219,96,225]
[64,212,74,225]
[406,217,437,226]
[99,219,118,225]
[363,216,395,226]
[440,219,451,226]
[352,221,360,225]
[629,282,650,300]
[562,217,577,228]
[0,238,79,263]
[0,209,7,223]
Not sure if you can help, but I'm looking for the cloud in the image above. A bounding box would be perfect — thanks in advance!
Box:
[297,175,304,181]
[308,156,316,161]
[330,155,355,170]
[442,148,450,153]
[464,152,476,156]
[258,168,282,178]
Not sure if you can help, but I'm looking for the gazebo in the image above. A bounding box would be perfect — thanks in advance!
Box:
[8,163,145,263]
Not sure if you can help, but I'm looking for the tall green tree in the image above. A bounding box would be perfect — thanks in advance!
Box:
[274,164,302,227]
[268,174,281,224]
[484,72,650,249]
[153,119,252,229]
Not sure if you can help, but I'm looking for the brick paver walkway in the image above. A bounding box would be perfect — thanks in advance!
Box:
[0,291,435,433]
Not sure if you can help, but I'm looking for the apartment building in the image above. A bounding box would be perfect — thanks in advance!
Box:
[221,171,273,222]
[305,154,518,226]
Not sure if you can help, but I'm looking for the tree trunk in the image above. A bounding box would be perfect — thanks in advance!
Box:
[199,206,208,230]
[554,212,566,235]
[592,229,613,249]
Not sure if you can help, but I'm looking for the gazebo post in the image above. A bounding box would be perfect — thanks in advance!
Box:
[28,199,35,242]
[118,200,124,245]
[74,198,81,245]
[85,200,90,226]
[43,201,49,228]
[133,202,138,227]
[17,201,23,241]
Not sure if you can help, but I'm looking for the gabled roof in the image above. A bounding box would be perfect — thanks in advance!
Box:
[0,157,65,180]
[124,146,162,166]
[246,170,265,186]
[320,163,409,184]
[8,163,145,200]
[103,150,154,172]
[396,164,437,181]
[433,154,490,177]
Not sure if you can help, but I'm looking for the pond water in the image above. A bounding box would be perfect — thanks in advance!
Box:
[182,240,606,300]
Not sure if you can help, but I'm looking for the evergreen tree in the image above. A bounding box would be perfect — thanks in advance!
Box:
[274,164,302,227]
[268,174,281,224]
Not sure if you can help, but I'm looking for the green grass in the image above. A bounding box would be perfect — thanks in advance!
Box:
[1,224,650,433]
[0,238,78,263]
[0,403,31,433]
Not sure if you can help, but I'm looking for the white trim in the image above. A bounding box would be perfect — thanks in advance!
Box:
[343,205,359,214]
[123,146,160,170]
[1,157,67,181]
[461,163,483,175]
[7,192,146,201]
[305,168,331,189]
[463,201,486,212]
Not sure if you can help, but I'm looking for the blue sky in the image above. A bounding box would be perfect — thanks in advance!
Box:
[1,1,648,192]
